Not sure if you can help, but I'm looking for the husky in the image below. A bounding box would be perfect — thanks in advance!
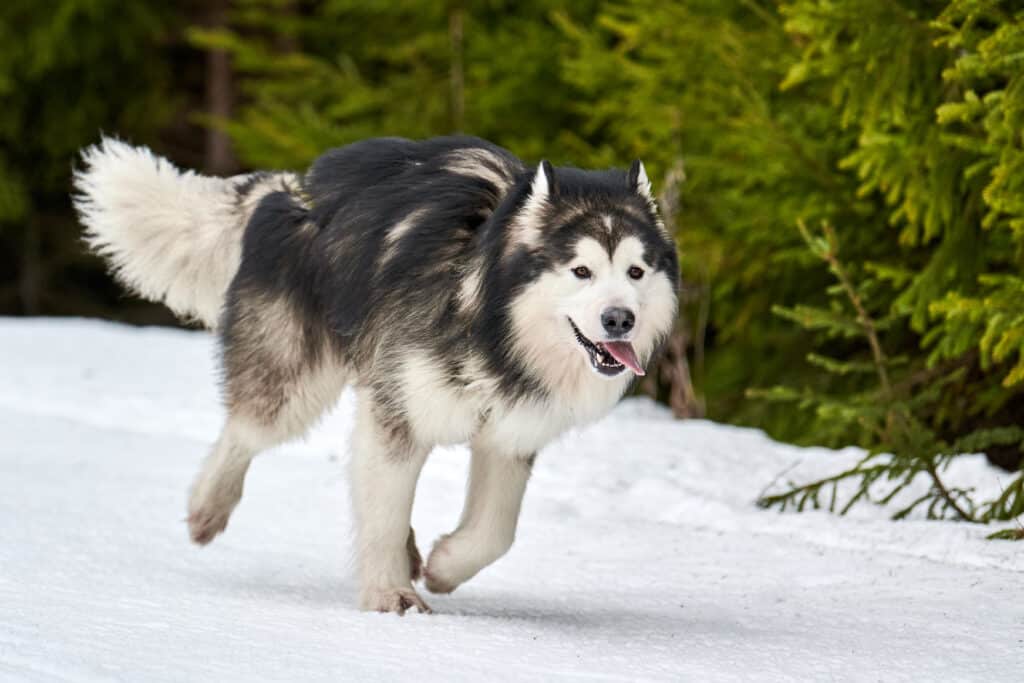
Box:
[73,135,679,613]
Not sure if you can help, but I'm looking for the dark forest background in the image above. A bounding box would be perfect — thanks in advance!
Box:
[2,0,1023,518]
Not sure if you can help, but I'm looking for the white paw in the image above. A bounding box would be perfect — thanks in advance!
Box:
[424,531,510,594]
[360,586,432,615]
[187,503,232,545]
[423,535,459,593]
[187,480,242,546]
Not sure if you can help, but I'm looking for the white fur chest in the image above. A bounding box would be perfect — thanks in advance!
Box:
[399,352,491,446]
[399,350,630,455]
[478,372,630,456]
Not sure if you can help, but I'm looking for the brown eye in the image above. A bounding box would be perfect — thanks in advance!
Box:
[628,266,645,280]
[572,266,592,279]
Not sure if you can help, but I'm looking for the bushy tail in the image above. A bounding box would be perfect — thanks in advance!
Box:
[73,137,300,328]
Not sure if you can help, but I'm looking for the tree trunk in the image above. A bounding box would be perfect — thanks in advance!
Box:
[448,5,465,133]
[652,158,705,419]
[204,0,236,175]
[18,220,40,314]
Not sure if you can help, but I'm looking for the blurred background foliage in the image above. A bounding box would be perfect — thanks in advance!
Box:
[2,0,1023,485]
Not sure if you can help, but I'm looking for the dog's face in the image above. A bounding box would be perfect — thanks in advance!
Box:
[506,161,679,386]
[559,232,675,377]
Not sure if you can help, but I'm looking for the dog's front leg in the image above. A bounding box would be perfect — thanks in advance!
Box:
[350,389,431,614]
[424,438,534,594]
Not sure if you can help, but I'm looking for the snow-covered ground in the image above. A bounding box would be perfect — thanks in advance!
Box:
[1,318,1021,682]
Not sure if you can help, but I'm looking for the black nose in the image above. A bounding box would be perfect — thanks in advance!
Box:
[601,307,635,337]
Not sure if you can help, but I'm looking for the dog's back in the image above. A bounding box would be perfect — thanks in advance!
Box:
[226,136,525,369]
[73,135,523,332]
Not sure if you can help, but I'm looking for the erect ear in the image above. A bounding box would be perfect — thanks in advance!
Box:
[627,159,653,201]
[507,161,557,254]
[532,160,556,199]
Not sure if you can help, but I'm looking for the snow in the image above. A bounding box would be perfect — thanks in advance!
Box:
[1,318,1021,682]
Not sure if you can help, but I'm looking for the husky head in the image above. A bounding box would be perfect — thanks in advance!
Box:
[502,160,679,390]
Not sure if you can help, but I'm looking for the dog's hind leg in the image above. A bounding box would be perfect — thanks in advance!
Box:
[350,388,432,614]
[188,293,348,545]
[424,440,533,594]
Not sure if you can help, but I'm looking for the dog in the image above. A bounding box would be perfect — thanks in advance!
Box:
[73,135,679,613]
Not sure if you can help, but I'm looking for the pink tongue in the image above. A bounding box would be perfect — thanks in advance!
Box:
[601,341,645,376]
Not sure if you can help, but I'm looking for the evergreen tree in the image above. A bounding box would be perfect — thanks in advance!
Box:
[187,0,599,169]
[756,220,1024,525]
[0,0,179,318]
[929,1,1024,394]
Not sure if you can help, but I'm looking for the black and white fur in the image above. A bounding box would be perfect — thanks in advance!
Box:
[74,135,679,613]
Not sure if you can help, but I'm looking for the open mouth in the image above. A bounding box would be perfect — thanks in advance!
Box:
[568,318,645,377]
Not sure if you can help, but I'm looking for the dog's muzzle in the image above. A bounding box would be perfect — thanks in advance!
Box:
[568,318,645,377]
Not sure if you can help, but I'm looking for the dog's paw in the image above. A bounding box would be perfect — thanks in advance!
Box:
[422,565,457,595]
[424,529,514,594]
[419,532,471,593]
[187,504,231,545]
[187,473,243,546]
[360,586,432,615]
[423,535,461,594]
